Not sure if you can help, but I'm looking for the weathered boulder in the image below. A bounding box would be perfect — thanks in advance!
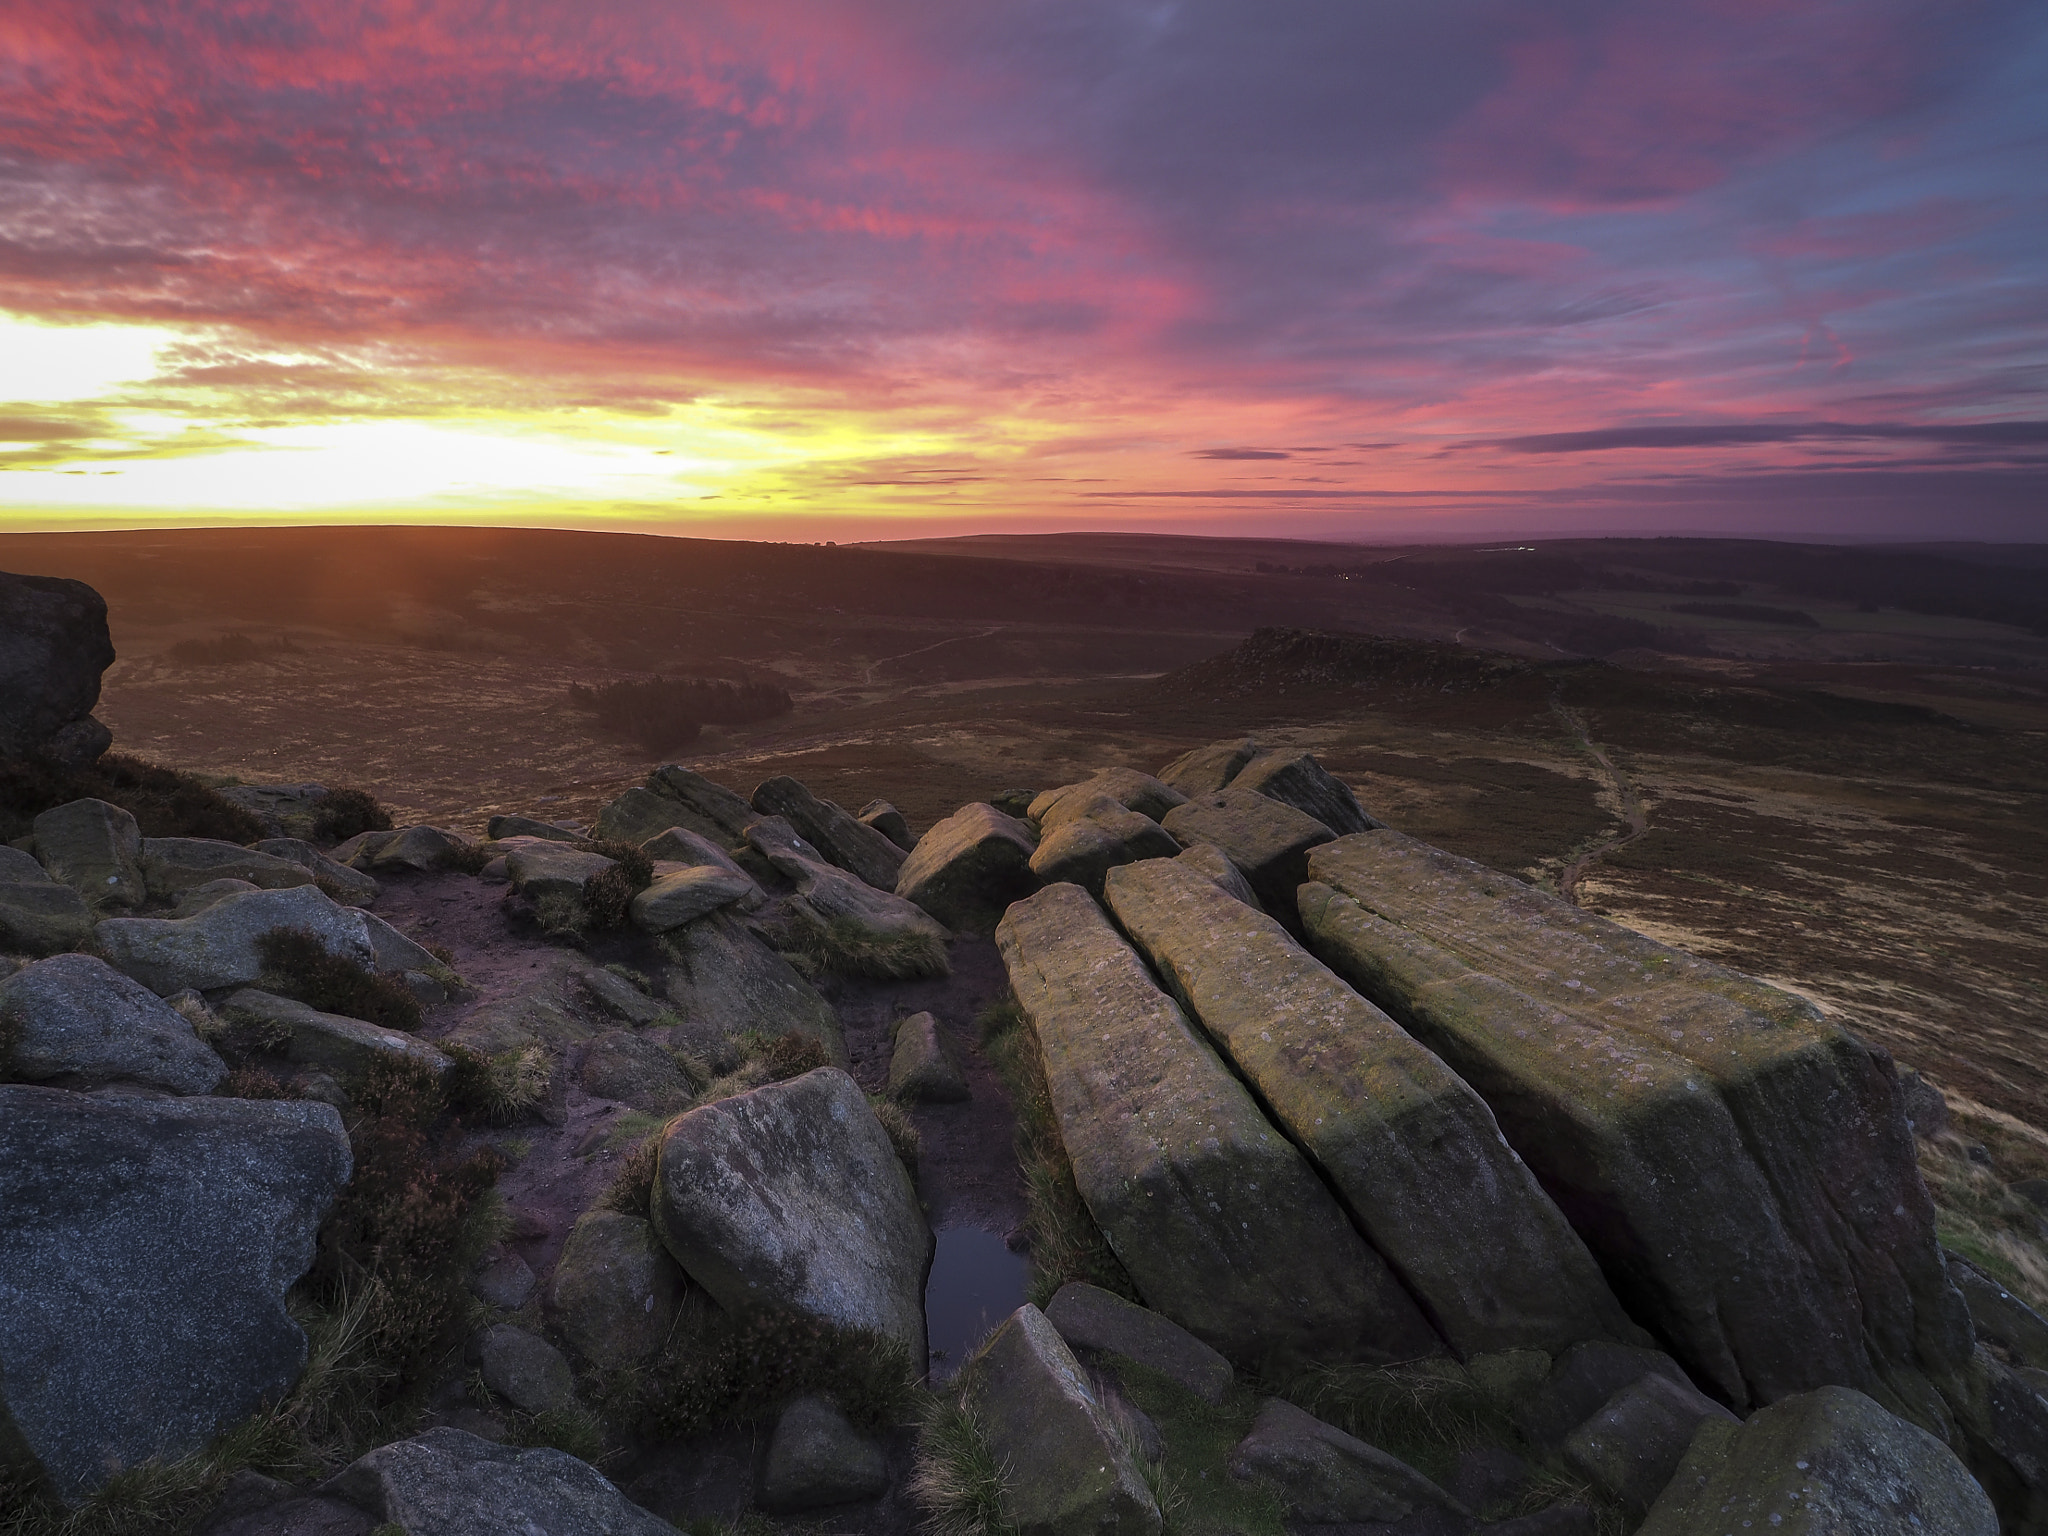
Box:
[574,964,669,1027]
[506,841,616,902]
[333,825,468,873]
[323,1427,673,1536]
[1044,1282,1234,1405]
[767,838,951,978]
[0,571,114,767]
[32,797,144,910]
[472,1250,537,1311]
[1563,1372,1739,1515]
[0,876,94,953]
[577,1029,691,1112]
[751,776,906,890]
[171,877,260,918]
[957,1305,1161,1536]
[1226,1397,1466,1525]
[887,1011,969,1103]
[641,824,761,889]
[894,802,1039,933]
[1103,857,1636,1359]
[360,910,440,975]
[651,1066,931,1355]
[647,763,759,843]
[96,884,377,995]
[659,910,844,1064]
[1513,1340,1698,1451]
[1029,808,1179,897]
[0,1086,351,1503]
[1031,768,1188,827]
[138,837,316,901]
[630,864,755,933]
[1156,737,1259,797]
[252,838,378,907]
[996,882,1437,1372]
[1639,1385,1996,1536]
[221,989,448,1080]
[1300,830,1974,1423]
[485,813,588,844]
[856,799,915,852]
[0,952,225,1094]
[548,1211,687,1369]
[1160,788,1334,917]
[216,783,328,840]
[759,1395,889,1512]
[594,785,686,845]
[445,983,593,1057]
[1231,750,1381,835]
[476,1323,574,1414]
[1173,841,1262,910]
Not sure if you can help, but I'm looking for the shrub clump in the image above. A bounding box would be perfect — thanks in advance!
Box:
[256,927,423,1033]
[568,675,793,755]
[0,751,263,844]
[443,1043,552,1127]
[312,786,394,843]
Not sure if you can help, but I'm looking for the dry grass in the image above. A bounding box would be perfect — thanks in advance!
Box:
[1919,1128,2048,1314]
[781,908,952,981]
[443,1043,552,1127]
[908,1400,1013,1536]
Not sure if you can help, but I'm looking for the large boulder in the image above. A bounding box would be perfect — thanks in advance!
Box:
[1563,1372,1739,1515]
[650,1066,931,1356]
[1947,1255,2048,1372]
[252,838,379,907]
[32,797,144,911]
[0,1087,352,1504]
[761,834,951,979]
[573,964,670,1027]
[322,1427,673,1536]
[629,864,754,933]
[1044,1282,1233,1405]
[0,570,114,767]
[505,841,616,902]
[220,989,449,1081]
[95,884,376,995]
[659,910,844,1064]
[1639,1385,1997,1536]
[1028,809,1179,898]
[995,882,1438,1373]
[957,1305,1161,1536]
[759,1395,889,1512]
[1227,1397,1465,1525]
[0,952,225,1094]
[1231,750,1381,835]
[641,825,762,894]
[1155,737,1259,797]
[593,785,687,845]
[750,775,906,890]
[1030,768,1188,827]
[1173,842,1262,911]
[1102,857,1637,1359]
[360,910,439,975]
[1299,830,1974,1425]
[548,1211,687,1368]
[646,763,759,843]
[216,782,328,840]
[332,825,468,873]
[137,837,317,902]
[485,813,588,844]
[1160,788,1334,917]
[894,802,1039,934]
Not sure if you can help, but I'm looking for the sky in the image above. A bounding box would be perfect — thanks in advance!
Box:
[1,0,2045,543]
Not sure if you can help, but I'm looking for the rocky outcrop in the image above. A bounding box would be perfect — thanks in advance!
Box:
[1160,787,1334,917]
[1103,856,1637,1359]
[1155,737,1259,797]
[32,797,144,911]
[658,910,844,1064]
[96,883,377,995]
[506,841,616,902]
[0,1086,351,1503]
[252,838,379,906]
[1299,830,1974,1424]
[1044,1282,1234,1405]
[750,776,906,890]
[1230,750,1380,835]
[593,785,686,845]
[761,830,951,977]
[576,1029,691,1112]
[640,825,762,899]
[1226,1397,1467,1525]
[0,570,115,767]
[547,1211,687,1369]
[1172,842,1262,910]
[957,1305,1161,1536]
[323,1428,673,1536]
[759,1396,889,1512]
[486,814,588,844]
[651,1066,931,1355]
[1028,808,1178,897]
[0,953,226,1094]
[138,837,319,902]
[647,763,759,843]
[894,803,1039,933]
[887,1010,969,1103]
[996,882,1438,1373]
[214,783,328,840]
[1030,768,1188,826]
[220,989,449,1081]
[1640,1385,1997,1536]
[333,825,468,873]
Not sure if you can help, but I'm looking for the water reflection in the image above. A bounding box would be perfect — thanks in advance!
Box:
[924,1226,1030,1381]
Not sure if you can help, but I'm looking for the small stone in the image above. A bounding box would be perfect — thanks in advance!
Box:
[475,1324,574,1415]
[886,1011,969,1103]
[1044,1282,1234,1405]
[472,1251,537,1311]
[758,1395,888,1512]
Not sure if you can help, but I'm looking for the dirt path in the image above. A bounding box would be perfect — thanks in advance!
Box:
[1551,698,1650,906]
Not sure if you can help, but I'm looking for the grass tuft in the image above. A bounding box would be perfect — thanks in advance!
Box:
[1278,1355,1505,1488]
[255,927,422,1032]
[782,910,950,980]
[443,1043,552,1126]
[600,1133,664,1217]
[908,1399,1013,1536]
[867,1095,922,1173]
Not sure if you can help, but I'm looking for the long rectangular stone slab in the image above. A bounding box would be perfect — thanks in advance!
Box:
[1102,856,1641,1360]
[1299,830,1972,1425]
[995,882,1440,1374]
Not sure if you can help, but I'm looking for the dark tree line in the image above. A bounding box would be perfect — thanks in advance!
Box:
[568,676,793,754]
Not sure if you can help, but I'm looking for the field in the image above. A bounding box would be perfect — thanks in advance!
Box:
[4,524,2045,1147]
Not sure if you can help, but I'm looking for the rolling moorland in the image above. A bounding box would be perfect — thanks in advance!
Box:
[3,523,2041,1144]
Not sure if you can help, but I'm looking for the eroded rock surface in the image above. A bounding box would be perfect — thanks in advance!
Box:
[1160,787,1334,917]
[894,802,1038,933]
[659,909,844,1063]
[750,775,906,890]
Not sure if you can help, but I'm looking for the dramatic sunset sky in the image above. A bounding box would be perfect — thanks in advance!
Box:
[2,1,2044,541]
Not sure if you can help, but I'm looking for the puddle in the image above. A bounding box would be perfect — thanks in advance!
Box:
[924,1226,1031,1380]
